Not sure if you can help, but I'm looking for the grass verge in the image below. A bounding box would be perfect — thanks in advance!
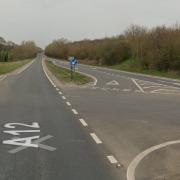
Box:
[45,60,93,85]
[0,60,31,75]
[107,58,180,80]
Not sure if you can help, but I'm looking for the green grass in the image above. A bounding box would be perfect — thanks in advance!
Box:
[45,60,93,85]
[107,58,180,80]
[0,60,31,75]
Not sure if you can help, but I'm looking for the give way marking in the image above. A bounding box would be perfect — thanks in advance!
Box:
[106,80,119,86]
[2,122,56,154]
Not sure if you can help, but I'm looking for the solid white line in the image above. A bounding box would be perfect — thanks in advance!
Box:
[127,140,180,180]
[66,102,71,106]
[72,109,78,115]
[58,91,62,95]
[90,133,102,144]
[79,118,88,127]
[42,60,55,86]
[62,96,66,100]
[131,78,145,93]
[107,155,118,164]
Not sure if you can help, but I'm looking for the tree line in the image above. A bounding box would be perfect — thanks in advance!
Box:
[0,40,41,62]
[45,24,180,73]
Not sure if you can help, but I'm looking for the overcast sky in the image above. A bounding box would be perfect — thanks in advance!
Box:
[0,0,179,48]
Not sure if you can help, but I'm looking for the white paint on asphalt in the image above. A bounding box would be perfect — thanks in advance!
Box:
[90,133,102,144]
[62,96,66,100]
[107,155,118,164]
[4,130,40,136]
[66,102,71,106]
[4,122,40,129]
[79,118,88,127]
[42,60,55,86]
[173,82,180,86]
[56,88,59,91]
[106,80,119,86]
[72,109,78,115]
[131,78,145,93]
[58,91,62,95]
[122,89,131,92]
[0,75,7,82]
[127,140,180,180]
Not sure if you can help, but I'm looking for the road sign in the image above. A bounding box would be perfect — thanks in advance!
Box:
[71,57,78,65]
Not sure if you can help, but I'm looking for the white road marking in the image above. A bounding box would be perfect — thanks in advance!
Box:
[158,80,170,83]
[143,85,164,89]
[62,96,66,100]
[107,155,118,164]
[58,91,62,95]
[0,75,7,82]
[122,89,131,92]
[42,60,55,86]
[3,136,40,148]
[90,133,102,144]
[131,79,145,93]
[151,89,180,93]
[79,119,88,127]
[72,109,78,115]
[106,80,119,86]
[4,122,40,129]
[8,135,56,154]
[3,130,40,136]
[56,88,59,91]
[112,88,119,91]
[127,140,180,180]
[173,82,180,86]
[66,102,71,106]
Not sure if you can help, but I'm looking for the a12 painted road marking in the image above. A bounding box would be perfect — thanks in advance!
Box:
[2,122,56,153]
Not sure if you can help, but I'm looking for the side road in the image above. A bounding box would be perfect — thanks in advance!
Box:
[46,58,180,180]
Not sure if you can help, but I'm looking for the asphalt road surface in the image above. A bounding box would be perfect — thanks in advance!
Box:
[51,58,180,180]
[0,55,121,180]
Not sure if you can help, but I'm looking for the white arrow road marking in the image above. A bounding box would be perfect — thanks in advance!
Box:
[106,80,119,86]
[8,135,56,154]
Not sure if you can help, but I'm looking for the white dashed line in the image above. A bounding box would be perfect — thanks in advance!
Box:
[79,118,88,127]
[90,133,102,144]
[107,155,118,164]
[72,109,78,115]
[66,102,71,106]
[62,96,66,100]
[58,91,62,95]
[122,89,131,92]
[56,88,59,91]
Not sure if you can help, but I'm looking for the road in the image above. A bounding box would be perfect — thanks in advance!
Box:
[51,58,180,180]
[0,55,121,180]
